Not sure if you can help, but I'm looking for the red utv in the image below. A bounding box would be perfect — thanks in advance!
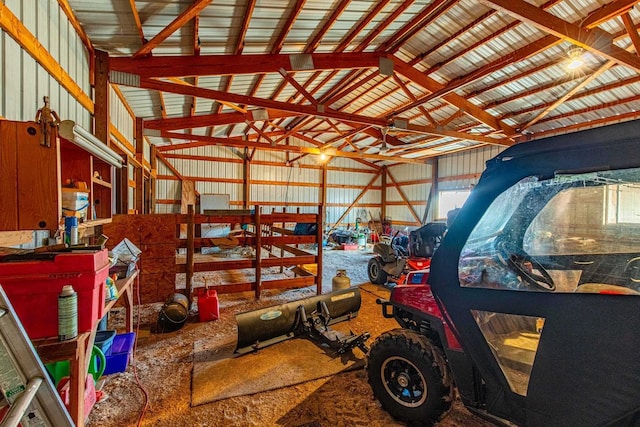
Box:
[366,120,640,426]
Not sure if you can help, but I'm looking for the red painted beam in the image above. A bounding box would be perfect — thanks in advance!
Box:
[110,52,385,78]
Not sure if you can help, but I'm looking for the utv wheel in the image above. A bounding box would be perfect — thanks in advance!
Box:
[368,257,388,285]
[367,329,453,425]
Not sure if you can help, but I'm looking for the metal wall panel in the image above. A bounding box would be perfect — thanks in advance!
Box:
[438,145,505,191]
[110,86,134,150]
[1,1,91,127]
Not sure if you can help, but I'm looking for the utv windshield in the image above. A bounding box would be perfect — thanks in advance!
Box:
[459,167,640,294]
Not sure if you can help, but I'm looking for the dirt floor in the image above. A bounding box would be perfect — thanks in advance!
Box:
[87,246,493,427]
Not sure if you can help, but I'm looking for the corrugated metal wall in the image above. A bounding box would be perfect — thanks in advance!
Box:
[154,143,506,229]
[110,86,134,150]
[0,0,91,127]
[386,162,432,226]
[438,145,506,190]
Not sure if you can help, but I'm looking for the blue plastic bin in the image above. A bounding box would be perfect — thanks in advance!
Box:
[100,332,136,375]
[94,329,116,354]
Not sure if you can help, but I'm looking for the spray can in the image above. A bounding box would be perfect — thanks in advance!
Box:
[58,285,78,341]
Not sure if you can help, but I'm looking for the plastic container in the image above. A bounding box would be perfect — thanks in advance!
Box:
[0,249,109,339]
[101,332,136,375]
[197,288,219,322]
[58,375,97,417]
[61,188,90,220]
[94,329,117,354]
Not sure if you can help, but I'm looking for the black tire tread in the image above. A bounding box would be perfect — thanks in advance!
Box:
[366,328,453,426]
[368,257,388,285]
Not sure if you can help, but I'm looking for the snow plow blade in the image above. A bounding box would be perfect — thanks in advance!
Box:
[235,287,362,355]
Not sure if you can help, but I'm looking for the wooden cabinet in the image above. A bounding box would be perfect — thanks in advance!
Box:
[0,120,61,230]
[0,120,122,231]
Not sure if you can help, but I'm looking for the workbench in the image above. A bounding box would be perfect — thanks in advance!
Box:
[32,270,138,426]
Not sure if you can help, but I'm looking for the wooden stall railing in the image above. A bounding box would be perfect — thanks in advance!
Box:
[175,205,323,300]
[103,206,323,303]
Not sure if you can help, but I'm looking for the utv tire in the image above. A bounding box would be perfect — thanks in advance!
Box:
[368,257,388,285]
[367,329,453,426]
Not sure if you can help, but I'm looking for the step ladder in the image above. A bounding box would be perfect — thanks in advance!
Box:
[0,285,73,427]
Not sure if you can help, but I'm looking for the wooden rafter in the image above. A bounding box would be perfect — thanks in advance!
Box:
[481,0,640,72]
[621,13,640,55]
[145,109,302,131]
[136,78,389,127]
[132,0,212,58]
[112,51,383,79]
[278,69,318,105]
[127,0,145,44]
[155,131,427,164]
[193,14,200,56]
[520,62,615,131]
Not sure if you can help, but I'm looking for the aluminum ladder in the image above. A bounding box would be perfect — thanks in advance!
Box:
[0,285,73,427]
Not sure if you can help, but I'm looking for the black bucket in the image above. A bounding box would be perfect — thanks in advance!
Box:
[157,293,189,333]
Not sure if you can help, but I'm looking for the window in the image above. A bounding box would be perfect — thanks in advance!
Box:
[438,189,471,219]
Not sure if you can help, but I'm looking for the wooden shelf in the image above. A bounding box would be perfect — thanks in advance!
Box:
[92,177,112,189]
[78,218,112,229]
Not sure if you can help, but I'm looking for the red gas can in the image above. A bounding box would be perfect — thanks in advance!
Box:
[197,288,219,322]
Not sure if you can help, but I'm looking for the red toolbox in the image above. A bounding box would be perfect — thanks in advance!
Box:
[0,249,109,339]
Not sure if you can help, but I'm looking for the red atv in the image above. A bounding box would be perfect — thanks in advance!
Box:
[367,222,447,286]
[366,120,640,426]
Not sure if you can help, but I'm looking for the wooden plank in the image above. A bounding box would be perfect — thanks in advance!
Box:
[261,255,317,267]
[186,205,195,301]
[135,117,144,213]
[262,213,317,223]
[272,244,312,257]
[255,206,262,298]
[138,214,178,243]
[0,121,18,230]
[0,231,32,246]
[316,204,323,295]
[261,276,317,290]
[208,282,255,294]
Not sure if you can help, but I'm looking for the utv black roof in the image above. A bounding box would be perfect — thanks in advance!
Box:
[487,119,640,176]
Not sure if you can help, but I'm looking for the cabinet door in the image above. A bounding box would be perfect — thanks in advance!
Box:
[0,122,62,231]
[0,121,19,230]
[16,122,61,230]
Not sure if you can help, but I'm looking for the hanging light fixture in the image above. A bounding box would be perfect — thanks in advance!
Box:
[566,47,585,70]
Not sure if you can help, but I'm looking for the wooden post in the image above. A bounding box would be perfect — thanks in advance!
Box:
[316,204,323,295]
[426,157,438,223]
[94,50,109,147]
[320,164,327,228]
[255,205,262,299]
[381,166,387,222]
[117,155,128,214]
[135,117,144,214]
[150,144,157,213]
[243,147,251,210]
[186,204,195,304]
